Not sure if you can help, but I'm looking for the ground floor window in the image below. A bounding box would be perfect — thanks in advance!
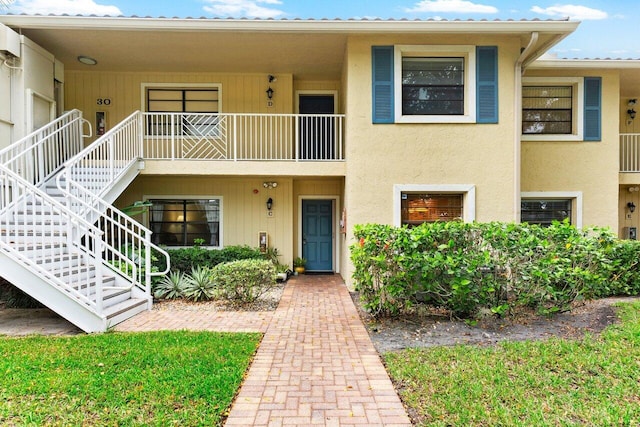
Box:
[149,198,221,246]
[521,199,572,226]
[401,193,463,225]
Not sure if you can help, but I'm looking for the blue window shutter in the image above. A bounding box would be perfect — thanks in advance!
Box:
[372,46,394,124]
[584,77,601,141]
[476,46,498,124]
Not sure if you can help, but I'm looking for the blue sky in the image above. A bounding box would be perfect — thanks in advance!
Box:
[4,0,640,59]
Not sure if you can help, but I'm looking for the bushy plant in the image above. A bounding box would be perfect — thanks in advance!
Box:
[212,259,276,303]
[155,245,263,273]
[352,221,640,319]
[182,266,217,302]
[154,270,188,300]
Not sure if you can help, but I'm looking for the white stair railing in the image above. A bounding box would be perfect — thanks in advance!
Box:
[0,164,115,312]
[0,110,88,186]
[58,111,170,295]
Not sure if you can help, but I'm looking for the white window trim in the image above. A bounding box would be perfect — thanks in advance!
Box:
[143,194,224,248]
[393,184,476,226]
[520,191,583,229]
[521,77,584,142]
[140,83,223,112]
[394,45,476,124]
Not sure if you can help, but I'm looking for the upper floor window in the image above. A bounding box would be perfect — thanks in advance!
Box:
[401,57,464,116]
[394,45,477,123]
[521,77,590,142]
[373,45,497,124]
[146,88,220,113]
[522,86,573,135]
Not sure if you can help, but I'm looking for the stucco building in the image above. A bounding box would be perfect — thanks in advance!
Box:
[1,14,639,330]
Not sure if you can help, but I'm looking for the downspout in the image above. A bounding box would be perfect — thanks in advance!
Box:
[514,32,539,222]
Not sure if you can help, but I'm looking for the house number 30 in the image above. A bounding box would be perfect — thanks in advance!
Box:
[96,98,112,105]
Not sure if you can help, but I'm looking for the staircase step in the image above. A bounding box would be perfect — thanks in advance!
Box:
[103,288,133,307]
[34,253,82,270]
[104,298,149,325]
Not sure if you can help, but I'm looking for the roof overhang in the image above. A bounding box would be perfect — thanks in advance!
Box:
[0,15,579,78]
[531,58,640,98]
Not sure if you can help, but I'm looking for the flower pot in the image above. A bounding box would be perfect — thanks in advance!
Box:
[294,266,306,275]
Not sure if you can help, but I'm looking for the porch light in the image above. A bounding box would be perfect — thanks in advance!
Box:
[266,197,273,211]
[263,181,278,188]
[266,86,274,100]
[627,202,636,213]
[628,100,637,120]
[77,55,97,66]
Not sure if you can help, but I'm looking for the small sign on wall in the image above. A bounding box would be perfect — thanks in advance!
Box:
[96,111,106,136]
[259,231,268,252]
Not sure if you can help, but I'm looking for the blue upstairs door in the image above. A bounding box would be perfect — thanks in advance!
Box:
[302,200,333,271]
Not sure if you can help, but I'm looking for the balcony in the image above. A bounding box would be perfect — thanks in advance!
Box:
[142,113,345,162]
[620,134,640,172]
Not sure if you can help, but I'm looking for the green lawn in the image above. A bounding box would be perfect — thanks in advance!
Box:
[385,302,640,426]
[0,331,260,426]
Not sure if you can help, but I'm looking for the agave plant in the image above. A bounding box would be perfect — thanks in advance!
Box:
[182,266,218,302]
[153,270,187,300]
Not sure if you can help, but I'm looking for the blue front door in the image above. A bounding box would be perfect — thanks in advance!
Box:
[302,200,333,271]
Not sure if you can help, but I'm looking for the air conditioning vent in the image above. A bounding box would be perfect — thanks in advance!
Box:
[0,24,21,58]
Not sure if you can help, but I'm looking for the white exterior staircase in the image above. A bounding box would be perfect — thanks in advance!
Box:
[0,110,169,332]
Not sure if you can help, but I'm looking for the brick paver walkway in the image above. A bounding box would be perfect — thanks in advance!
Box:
[115,309,272,333]
[225,275,412,426]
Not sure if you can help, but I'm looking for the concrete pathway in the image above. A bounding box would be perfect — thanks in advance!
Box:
[224,275,412,426]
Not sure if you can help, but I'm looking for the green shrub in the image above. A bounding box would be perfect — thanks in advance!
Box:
[155,245,263,273]
[351,221,639,319]
[212,259,276,303]
[154,270,188,300]
[182,266,217,302]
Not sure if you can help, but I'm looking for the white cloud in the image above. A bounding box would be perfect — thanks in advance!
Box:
[405,0,498,14]
[202,0,285,18]
[12,0,121,15]
[530,4,607,20]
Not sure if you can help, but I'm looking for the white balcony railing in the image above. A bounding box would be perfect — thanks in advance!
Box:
[142,113,345,161]
[620,133,640,172]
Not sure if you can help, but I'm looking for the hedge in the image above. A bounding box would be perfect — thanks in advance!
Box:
[351,221,640,318]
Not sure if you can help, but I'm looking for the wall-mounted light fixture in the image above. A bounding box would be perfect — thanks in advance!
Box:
[628,202,636,213]
[266,197,273,211]
[629,186,640,193]
[628,99,637,120]
[263,181,278,188]
[266,75,276,100]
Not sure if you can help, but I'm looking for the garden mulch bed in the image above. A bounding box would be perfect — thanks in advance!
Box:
[352,293,640,353]
[152,282,285,312]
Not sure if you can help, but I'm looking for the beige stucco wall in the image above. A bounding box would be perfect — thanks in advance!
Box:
[521,68,619,232]
[341,34,523,284]
[64,71,295,139]
[116,176,344,269]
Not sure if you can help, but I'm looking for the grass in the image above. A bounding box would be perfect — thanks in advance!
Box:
[385,302,640,426]
[0,331,261,426]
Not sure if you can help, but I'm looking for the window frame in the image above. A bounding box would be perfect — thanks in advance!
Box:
[521,77,584,142]
[393,184,476,226]
[141,83,223,113]
[520,191,583,228]
[145,195,223,248]
[394,45,476,124]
